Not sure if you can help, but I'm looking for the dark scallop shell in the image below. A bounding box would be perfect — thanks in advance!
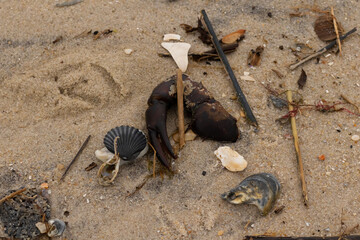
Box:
[104,126,148,161]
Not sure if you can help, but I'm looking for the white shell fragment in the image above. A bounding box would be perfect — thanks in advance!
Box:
[351,135,360,141]
[161,42,191,72]
[124,48,133,55]
[95,147,115,162]
[214,146,247,172]
[240,75,255,82]
[35,222,47,234]
[163,33,181,41]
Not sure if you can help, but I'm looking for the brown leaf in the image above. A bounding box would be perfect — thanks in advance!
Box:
[314,14,343,42]
[221,29,246,44]
[180,24,197,33]
[271,69,284,79]
[297,69,307,89]
[85,162,98,171]
[247,46,264,66]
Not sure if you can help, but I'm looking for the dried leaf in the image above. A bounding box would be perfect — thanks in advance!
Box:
[247,46,264,66]
[180,24,197,33]
[314,14,343,42]
[297,69,307,89]
[85,162,98,171]
[221,29,246,44]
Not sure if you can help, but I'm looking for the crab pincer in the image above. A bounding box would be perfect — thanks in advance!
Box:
[146,74,239,169]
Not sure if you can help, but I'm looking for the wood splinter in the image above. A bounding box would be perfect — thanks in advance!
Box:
[286,90,308,206]
[177,69,185,149]
[331,6,342,56]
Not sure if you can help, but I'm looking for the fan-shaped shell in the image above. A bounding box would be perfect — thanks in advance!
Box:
[104,126,148,161]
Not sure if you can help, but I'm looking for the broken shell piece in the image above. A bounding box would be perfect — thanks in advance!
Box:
[47,219,66,237]
[221,173,281,215]
[163,33,181,41]
[240,75,255,82]
[95,147,115,162]
[124,49,133,55]
[161,42,191,72]
[104,126,148,161]
[314,14,343,42]
[35,222,47,234]
[214,146,247,172]
[221,29,246,44]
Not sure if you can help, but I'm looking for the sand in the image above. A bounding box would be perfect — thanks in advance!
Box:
[0,0,359,239]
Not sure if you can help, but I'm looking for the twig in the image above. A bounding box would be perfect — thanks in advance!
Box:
[0,188,26,204]
[244,236,360,240]
[289,27,357,70]
[147,141,157,178]
[286,90,308,206]
[60,135,91,181]
[200,9,258,126]
[176,69,185,149]
[331,7,342,56]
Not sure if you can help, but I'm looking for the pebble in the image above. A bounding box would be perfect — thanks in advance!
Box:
[124,48,133,55]
[217,230,224,236]
[351,135,359,141]
[305,222,310,227]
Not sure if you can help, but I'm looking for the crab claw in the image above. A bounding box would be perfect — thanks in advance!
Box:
[146,100,177,169]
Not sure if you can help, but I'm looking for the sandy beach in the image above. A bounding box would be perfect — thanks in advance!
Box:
[0,0,359,239]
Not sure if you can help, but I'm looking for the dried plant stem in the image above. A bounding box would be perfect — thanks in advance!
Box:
[60,135,91,181]
[289,27,357,70]
[177,69,185,149]
[341,94,360,113]
[331,7,342,56]
[0,188,26,204]
[147,141,157,178]
[286,90,308,206]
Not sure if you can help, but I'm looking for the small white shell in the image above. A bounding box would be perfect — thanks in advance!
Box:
[161,42,191,72]
[95,147,115,162]
[124,48,133,55]
[351,135,359,141]
[214,146,247,172]
[163,33,181,41]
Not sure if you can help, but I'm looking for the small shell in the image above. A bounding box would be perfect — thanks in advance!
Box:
[104,126,148,161]
[163,33,181,41]
[95,147,115,162]
[221,29,246,44]
[214,146,247,172]
[47,219,66,237]
[221,173,281,215]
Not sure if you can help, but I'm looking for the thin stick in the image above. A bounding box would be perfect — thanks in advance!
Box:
[177,69,185,149]
[147,141,157,178]
[289,27,357,70]
[60,135,91,181]
[244,236,360,240]
[331,7,342,56]
[0,188,26,204]
[200,9,258,126]
[286,90,308,206]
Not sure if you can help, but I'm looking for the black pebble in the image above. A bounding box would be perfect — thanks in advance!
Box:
[268,12,272,18]
[202,171,207,176]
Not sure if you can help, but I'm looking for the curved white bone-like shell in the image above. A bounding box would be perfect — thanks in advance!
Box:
[95,147,115,162]
[161,42,191,72]
[214,146,247,172]
[163,33,181,41]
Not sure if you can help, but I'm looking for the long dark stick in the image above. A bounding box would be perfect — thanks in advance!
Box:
[200,10,258,126]
[289,27,357,70]
[60,135,91,181]
[245,236,360,240]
